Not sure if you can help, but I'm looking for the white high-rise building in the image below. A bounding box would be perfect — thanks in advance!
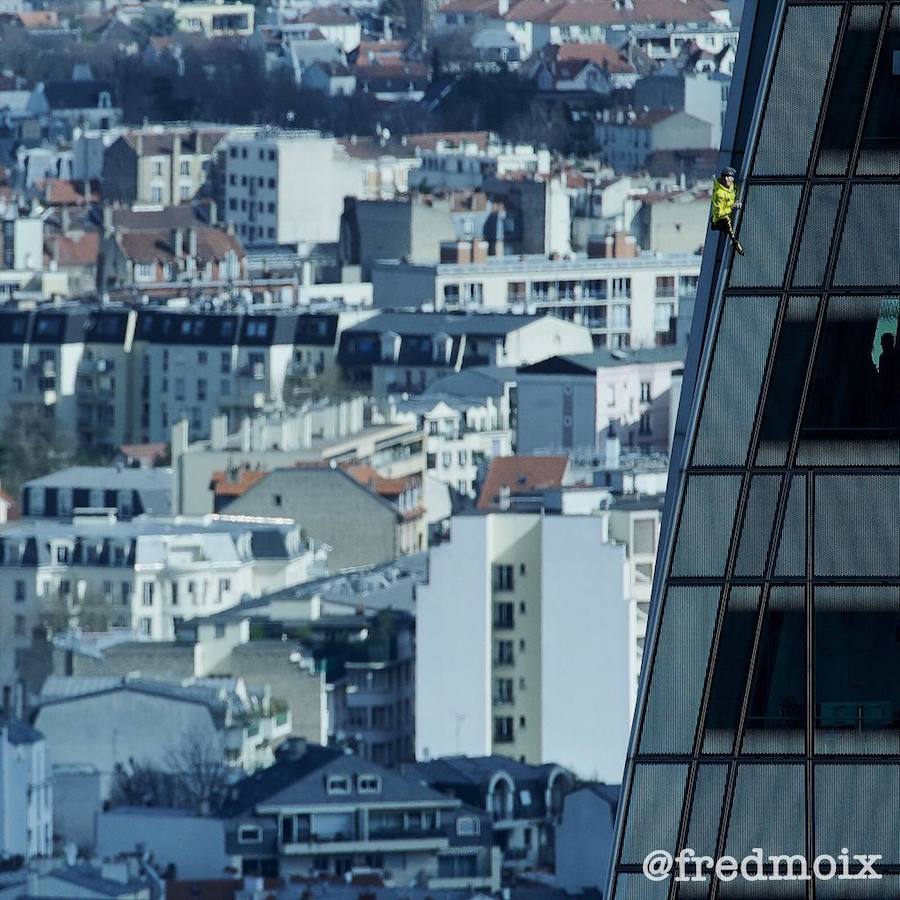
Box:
[222,130,365,247]
[416,511,635,781]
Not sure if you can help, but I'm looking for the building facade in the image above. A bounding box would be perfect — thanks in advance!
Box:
[0,719,51,859]
[416,512,633,782]
[608,2,900,896]
[371,255,700,348]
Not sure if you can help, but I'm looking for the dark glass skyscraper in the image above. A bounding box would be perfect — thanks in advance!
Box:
[607,1,900,897]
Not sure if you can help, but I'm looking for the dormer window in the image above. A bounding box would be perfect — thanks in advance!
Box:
[55,544,71,564]
[357,774,381,794]
[238,824,262,843]
[456,816,481,836]
[326,775,350,795]
[98,91,111,109]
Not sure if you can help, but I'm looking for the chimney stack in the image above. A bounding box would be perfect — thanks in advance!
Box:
[171,227,184,258]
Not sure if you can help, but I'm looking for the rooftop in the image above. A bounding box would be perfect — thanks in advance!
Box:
[24,465,173,492]
[477,455,569,510]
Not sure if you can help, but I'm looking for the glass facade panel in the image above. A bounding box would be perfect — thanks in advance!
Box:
[791,185,841,287]
[693,297,779,466]
[723,764,806,859]
[639,588,720,755]
[856,5,900,174]
[671,477,741,577]
[817,3,882,175]
[753,4,841,176]
[833,185,900,287]
[728,186,803,289]
[620,764,688,865]
[734,475,781,579]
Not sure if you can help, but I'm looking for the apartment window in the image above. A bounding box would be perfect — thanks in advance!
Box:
[180,160,190,176]
[139,617,152,636]
[639,411,652,435]
[457,450,467,465]
[496,678,514,704]
[493,716,514,743]
[357,774,381,794]
[493,564,514,592]
[640,381,652,403]
[121,583,131,606]
[179,184,191,201]
[519,638,526,652]
[152,160,163,176]
[220,351,231,374]
[238,825,262,843]
[607,385,616,406]
[220,378,231,396]
[612,277,631,299]
[14,615,26,637]
[273,494,282,507]
[635,562,653,584]
[14,580,25,602]
[12,349,22,369]
[198,351,208,365]
[326,775,350,795]
[655,275,676,298]
[519,715,526,729]
[519,563,526,575]
[519,601,526,614]
[197,379,207,402]
[59,580,70,596]
[456,816,481,836]
[150,186,162,204]
[103,581,112,600]
[174,378,185,402]
[228,198,237,210]
[218,578,230,600]
[56,545,70,564]
[441,452,452,468]
[443,284,460,305]
[142,583,154,606]
[496,640,514,665]
[494,602,514,629]
[268,149,275,161]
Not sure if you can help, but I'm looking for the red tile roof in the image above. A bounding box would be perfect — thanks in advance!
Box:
[118,227,244,265]
[477,455,569,510]
[300,7,358,24]
[36,179,100,205]
[557,40,637,73]
[210,467,269,497]
[46,231,100,267]
[119,442,169,465]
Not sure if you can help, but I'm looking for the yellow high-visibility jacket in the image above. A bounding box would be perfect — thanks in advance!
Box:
[711,176,736,223]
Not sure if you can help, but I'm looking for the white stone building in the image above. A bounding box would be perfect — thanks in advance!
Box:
[222,130,367,246]
[0,512,318,711]
[416,511,633,781]
[0,719,52,859]
[371,254,701,348]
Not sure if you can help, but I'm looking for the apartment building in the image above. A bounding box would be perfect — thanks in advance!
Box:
[21,465,172,519]
[337,311,593,395]
[416,511,632,781]
[371,254,701,348]
[223,130,366,246]
[169,401,423,514]
[135,308,296,442]
[0,303,372,448]
[403,756,574,871]
[515,345,686,454]
[0,307,88,435]
[386,396,512,499]
[0,511,315,711]
[102,126,227,206]
[222,739,501,888]
[0,719,51,860]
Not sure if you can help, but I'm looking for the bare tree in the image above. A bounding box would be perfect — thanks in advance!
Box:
[164,728,231,814]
